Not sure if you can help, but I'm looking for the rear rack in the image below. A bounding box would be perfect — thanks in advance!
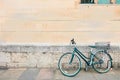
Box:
[94,42,110,50]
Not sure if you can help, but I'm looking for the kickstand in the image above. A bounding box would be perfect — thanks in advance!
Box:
[84,63,91,71]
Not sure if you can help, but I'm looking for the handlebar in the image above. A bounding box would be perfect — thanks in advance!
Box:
[71,38,76,44]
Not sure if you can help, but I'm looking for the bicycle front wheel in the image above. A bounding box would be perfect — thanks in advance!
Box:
[92,50,112,73]
[58,53,81,77]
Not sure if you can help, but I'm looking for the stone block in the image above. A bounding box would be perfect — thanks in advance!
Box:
[0,52,10,63]
[11,53,28,63]
[36,52,53,68]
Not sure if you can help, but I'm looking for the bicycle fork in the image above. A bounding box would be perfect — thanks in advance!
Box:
[69,51,75,64]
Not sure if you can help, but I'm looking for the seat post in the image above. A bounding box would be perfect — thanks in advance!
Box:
[90,48,93,52]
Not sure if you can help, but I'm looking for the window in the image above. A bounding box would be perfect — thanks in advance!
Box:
[116,0,120,4]
[80,0,120,4]
[81,0,94,4]
[98,0,110,4]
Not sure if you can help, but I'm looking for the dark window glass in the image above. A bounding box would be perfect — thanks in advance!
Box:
[81,0,94,4]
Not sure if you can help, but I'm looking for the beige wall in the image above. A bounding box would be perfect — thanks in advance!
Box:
[0,0,120,44]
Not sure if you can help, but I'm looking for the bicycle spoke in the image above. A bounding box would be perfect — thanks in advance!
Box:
[58,53,81,77]
[92,51,112,73]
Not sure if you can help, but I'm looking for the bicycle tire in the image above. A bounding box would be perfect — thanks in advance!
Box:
[58,53,81,77]
[92,50,112,73]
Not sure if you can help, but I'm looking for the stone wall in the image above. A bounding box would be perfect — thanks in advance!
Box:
[0,44,120,69]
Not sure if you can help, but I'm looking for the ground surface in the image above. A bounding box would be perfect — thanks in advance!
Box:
[0,68,119,80]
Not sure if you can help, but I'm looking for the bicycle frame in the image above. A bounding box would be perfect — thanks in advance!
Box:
[58,39,113,77]
[70,47,94,66]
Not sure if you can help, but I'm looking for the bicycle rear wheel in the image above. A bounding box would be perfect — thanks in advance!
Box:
[58,53,81,77]
[92,50,112,73]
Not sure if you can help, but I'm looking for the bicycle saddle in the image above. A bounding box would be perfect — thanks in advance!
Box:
[88,45,97,48]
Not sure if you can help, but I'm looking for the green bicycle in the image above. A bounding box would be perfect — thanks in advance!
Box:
[58,39,112,77]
